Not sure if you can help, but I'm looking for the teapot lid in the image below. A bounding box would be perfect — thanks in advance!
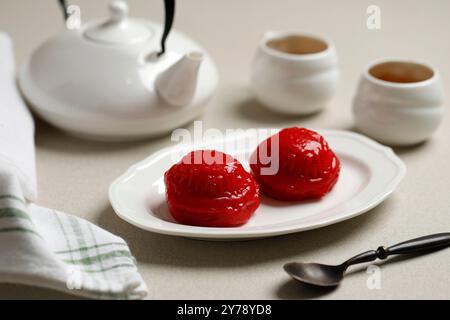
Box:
[84,0,152,45]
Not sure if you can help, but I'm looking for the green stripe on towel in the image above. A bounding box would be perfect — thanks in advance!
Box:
[63,250,133,266]
[82,263,136,273]
[0,194,26,204]
[0,227,41,238]
[54,242,128,255]
[0,207,32,222]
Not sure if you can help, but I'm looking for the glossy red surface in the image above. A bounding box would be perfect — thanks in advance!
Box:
[250,127,340,201]
[164,150,260,227]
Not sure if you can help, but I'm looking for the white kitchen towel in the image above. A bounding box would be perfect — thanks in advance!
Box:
[0,32,147,299]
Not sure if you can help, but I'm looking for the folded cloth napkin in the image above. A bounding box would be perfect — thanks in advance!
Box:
[0,33,147,299]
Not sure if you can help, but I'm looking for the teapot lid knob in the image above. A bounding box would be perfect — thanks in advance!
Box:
[109,0,128,22]
[84,0,152,45]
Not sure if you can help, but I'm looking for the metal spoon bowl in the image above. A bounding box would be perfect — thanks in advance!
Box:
[284,262,344,287]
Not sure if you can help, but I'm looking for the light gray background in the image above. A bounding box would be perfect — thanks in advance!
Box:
[0,0,449,299]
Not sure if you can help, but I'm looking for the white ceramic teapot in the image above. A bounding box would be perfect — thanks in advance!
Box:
[19,0,219,141]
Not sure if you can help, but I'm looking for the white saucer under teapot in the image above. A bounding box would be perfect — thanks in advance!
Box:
[19,0,219,141]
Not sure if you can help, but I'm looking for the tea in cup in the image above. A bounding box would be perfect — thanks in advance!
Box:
[353,60,445,146]
[251,32,339,115]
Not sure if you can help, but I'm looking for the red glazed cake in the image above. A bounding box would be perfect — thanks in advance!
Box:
[250,127,340,201]
[164,150,260,227]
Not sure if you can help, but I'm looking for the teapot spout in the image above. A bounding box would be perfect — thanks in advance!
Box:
[156,51,203,107]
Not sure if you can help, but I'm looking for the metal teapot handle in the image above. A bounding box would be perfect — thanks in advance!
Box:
[158,0,176,57]
[59,0,68,21]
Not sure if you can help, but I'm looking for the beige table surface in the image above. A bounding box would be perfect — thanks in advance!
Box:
[1,0,450,299]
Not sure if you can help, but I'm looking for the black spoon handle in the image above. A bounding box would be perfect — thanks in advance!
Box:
[386,232,450,255]
[344,233,450,268]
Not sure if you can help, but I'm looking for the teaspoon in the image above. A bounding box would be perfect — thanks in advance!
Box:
[284,232,450,287]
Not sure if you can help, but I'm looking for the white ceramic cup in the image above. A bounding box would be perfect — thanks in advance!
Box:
[353,59,445,146]
[250,32,339,115]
